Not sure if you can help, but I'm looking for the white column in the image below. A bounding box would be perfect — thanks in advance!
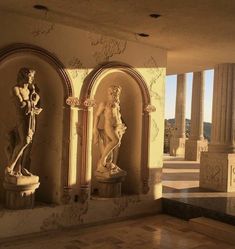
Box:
[170,74,186,156]
[185,71,208,161]
[209,64,235,153]
[175,74,186,138]
[200,63,235,192]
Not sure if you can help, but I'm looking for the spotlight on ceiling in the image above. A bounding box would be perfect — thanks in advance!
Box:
[137,33,150,37]
[149,13,161,19]
[33,5,48,11]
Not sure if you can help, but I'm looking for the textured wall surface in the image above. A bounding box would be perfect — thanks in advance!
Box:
[0,12,166,238]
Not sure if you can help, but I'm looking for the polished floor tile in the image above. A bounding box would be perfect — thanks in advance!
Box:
[0,215,234,249]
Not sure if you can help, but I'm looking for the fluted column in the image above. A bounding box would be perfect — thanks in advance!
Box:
[175,74,186,139]
[190,72,204,140]
[170,74,186,156]
[209,64,235,153]
[200,63,235,192]
[185,71,208,161]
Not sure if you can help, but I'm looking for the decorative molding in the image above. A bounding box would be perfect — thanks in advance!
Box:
[0,43,73,98]
[66,96,80,107]
[144,56,164,101]
[83,98,96,108]
[145,104,156,113]
[66,97,96,108]
[88,34,127,62]
[31,23,55,37]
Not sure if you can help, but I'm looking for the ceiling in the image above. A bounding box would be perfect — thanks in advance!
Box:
[0,0,235,75]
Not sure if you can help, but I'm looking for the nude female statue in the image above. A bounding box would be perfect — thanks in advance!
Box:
[93,85,127,178]
[5,67,42,176]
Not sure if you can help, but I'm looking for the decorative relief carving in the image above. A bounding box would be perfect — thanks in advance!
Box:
[112,195,141,217]
[230,165,235,187]
[151,120,159,142]
[88,34,127,62]
[40,202,89,231]
[83,98,96,108]
[66,97,96,109]
[144,56,164,101]
[66,97,80,107]
[67,57,89,80]
[202,157,224,187]
[145,104,156,113]
[31,23,55,37]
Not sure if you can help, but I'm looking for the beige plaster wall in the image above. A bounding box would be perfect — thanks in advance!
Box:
[0,11,166,237]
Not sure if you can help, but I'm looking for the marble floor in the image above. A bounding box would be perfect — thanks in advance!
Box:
[0,214,234,249]
[162,156,235,223]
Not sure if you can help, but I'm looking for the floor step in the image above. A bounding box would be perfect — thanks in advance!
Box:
[190,217,235,245]
[162,198,235,226]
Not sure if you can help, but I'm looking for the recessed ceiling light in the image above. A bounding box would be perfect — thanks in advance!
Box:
[137,33,149,37]
[149,13,161,19]
[33,5,48,11]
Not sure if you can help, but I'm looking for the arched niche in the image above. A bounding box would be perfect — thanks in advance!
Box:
[0,44,73,204]
[79,62,151,197]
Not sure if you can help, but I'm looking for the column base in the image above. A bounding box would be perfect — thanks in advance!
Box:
[3,174,40,209]
[169,137,186,157]
[200,152,235,192]
[185,139,208,161]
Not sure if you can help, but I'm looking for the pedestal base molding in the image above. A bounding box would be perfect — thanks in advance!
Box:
[200,152,235,192]
[170,137,186,157]
[97,177,125,198]
[3,175,40,209]
[185,139,208,161]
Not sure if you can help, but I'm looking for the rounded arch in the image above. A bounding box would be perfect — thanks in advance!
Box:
[0,43,73,99]
[81,61,150,105]
[79,61,152,197]
[0,43,73,204]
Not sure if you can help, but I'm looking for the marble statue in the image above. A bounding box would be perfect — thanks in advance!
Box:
[5,67,42,176]
[93,85,127,179]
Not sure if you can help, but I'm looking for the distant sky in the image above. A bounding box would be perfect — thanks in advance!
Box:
[165,70,214,123]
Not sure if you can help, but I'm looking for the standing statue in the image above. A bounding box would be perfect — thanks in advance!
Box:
[5,67,42,176]
[93,85,127,179]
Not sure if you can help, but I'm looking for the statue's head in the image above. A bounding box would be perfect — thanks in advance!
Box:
[107,85,122,103]
[17,67,36,85]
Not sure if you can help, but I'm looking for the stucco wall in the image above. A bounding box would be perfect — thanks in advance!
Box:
[0,11,166,238]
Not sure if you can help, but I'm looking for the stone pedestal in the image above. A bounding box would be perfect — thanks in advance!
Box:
[170,137,186,157]
[3,174,40,209]
[185,139,208,161]
[200,152,235,192]
[97,178,123,198]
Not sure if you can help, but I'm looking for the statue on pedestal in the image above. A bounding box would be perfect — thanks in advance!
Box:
[5,67,42,176]
[3,67,42,209]
[93,85,127,182]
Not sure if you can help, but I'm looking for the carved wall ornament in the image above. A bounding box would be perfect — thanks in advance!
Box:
[145,104,156,113]
[151,120,159,142]
[83,98,96,108]
[66,96,80,107]
[88,34,127,62]
[31,23,55,37]
[144,56,164,101]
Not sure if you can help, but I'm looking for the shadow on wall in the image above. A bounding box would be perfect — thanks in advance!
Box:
[91,71,143,195]
[0,48,70,205]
